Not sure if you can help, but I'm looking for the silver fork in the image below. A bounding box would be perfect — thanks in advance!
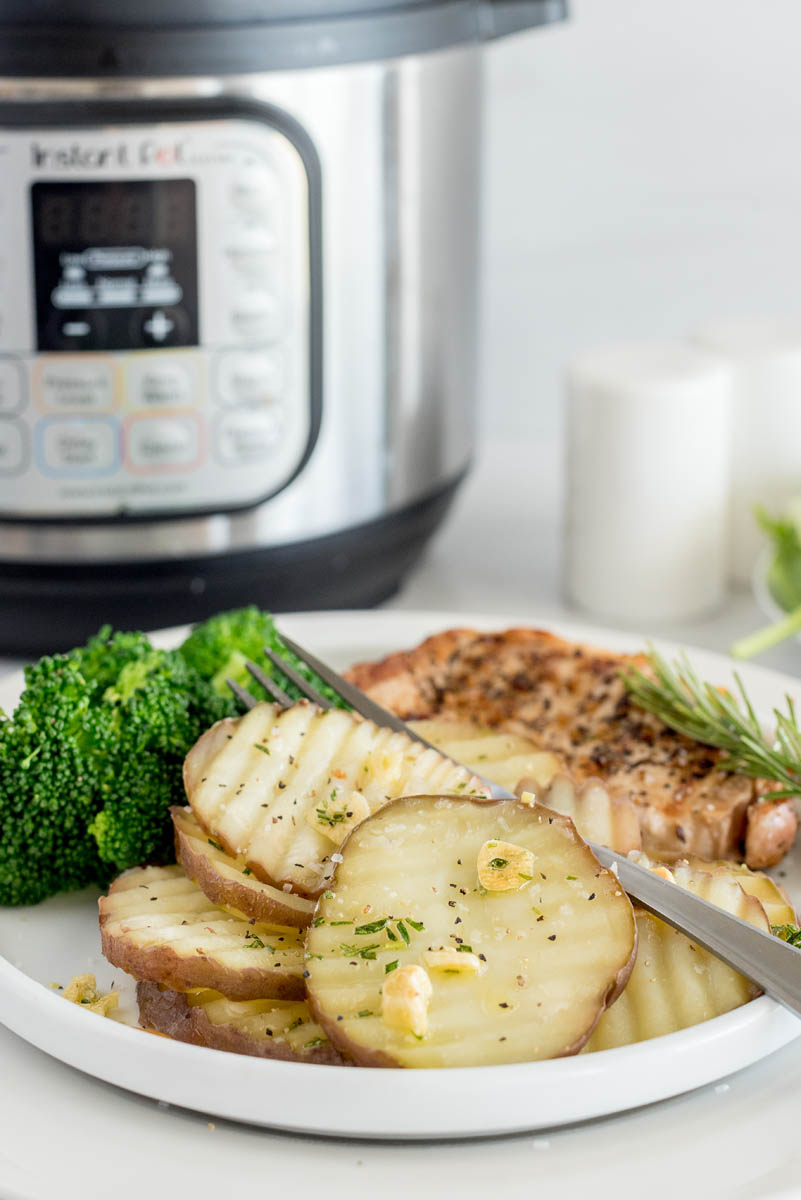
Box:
[227,635,801,1023]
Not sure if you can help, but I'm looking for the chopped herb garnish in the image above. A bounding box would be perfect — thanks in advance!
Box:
[457,944,473,953]
[244,934,267,950]
[566,875,577,881]
[330,920,353,926]
[324,890,334,899]
[305,1037,326,1048]
[396,920,410,945]
[287,1017,304,1031]
[253,743,271,756]
[312,916,326,927]
[354,917,389,935]
[774,923,801,947]
[242,867,252,876]
[357,1009,373,1018]
[385,960,399,974]
[406,918,425,932]
[207,838,223,852]
[340,942,380,960]
[489,857,508,870]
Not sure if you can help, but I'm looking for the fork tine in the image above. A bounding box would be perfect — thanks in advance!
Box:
[244,659,293,708]
[263,647,333,710]
[227,678,259,710]
[277,630,517,799]
[277,632,433,741]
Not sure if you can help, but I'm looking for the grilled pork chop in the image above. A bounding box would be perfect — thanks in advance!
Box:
[346,628,797,869]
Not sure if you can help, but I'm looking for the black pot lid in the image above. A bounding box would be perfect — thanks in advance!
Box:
[0,0,566,77]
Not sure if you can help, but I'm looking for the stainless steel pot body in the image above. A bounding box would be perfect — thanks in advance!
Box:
[0,48,480,565]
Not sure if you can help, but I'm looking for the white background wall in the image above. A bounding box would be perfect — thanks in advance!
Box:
[480,0,801,439]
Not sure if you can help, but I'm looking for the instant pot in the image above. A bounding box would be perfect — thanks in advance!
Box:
[0,0,564,652]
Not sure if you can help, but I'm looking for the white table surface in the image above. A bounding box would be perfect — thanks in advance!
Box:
[2,436,801,1200]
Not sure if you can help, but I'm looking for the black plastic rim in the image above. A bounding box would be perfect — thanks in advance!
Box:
[0,2,567,76]
[0,471,467,655]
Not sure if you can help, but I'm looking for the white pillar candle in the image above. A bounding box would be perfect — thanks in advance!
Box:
[564,343,732,625]
[693,318,801,586]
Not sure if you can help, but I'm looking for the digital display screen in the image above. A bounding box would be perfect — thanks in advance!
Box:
[31,179,199,352]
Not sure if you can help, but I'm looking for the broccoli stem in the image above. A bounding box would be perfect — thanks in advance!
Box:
[730,603,801,660]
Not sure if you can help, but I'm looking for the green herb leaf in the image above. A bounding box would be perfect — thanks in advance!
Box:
[773,923,801,947]
[244,934,267,950]
[340,942,381,960]
[253,743,271,756]
[207,838,223,852]
[623,645,801,801]
[385,960,399,974]
[354,918,388,935]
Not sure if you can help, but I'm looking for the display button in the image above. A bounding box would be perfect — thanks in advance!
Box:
[0,419,26,475]
[214,408,283,467]
[134,307,190,349]
[38,418,118,475]
[39,359,115,412]
[0,359,24,415]
[126,358,194,408]
[230,293,281,343]
[127,416,200,470]
[229,168,278,217]
[214,349,283,409]
[44,308,107,351]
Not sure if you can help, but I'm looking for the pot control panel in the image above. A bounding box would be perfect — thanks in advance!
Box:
[0,111,318,520]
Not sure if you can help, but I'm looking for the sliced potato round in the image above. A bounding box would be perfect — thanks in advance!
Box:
[587,857,771,1052]
[683,856,796,927]
[305,795,636,1068]
[586,908,763,1052]
[186,701,490,898]
[136,982,347,1065]
[408,718,561,794]
[99,865,306,1001]
[172,807,315,928]
[521,772,642,857]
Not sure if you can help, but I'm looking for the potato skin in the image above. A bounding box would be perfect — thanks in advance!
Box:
[171,807,314,929]
[136,983,348,1066]
[305,795,638,1069]
[100,922,306,1002]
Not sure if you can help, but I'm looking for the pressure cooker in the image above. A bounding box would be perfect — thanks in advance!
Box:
[0,0,565,652]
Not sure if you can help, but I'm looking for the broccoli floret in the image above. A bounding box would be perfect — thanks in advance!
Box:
[86,643,234,871]
[0,627,235,905]
[180,605,347,708]
[0,654,109,905]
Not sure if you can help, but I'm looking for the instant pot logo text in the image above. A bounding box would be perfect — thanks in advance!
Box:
[30,140,186,169]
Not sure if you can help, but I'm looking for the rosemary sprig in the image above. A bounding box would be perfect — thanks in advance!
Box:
[622,646,801,801]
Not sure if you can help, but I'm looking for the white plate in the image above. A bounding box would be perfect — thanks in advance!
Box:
[0,609,800,1141]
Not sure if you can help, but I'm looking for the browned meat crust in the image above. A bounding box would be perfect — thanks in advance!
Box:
[347,627,797,868]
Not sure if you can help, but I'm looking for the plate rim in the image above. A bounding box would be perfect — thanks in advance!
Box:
[0,607,800,1139]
